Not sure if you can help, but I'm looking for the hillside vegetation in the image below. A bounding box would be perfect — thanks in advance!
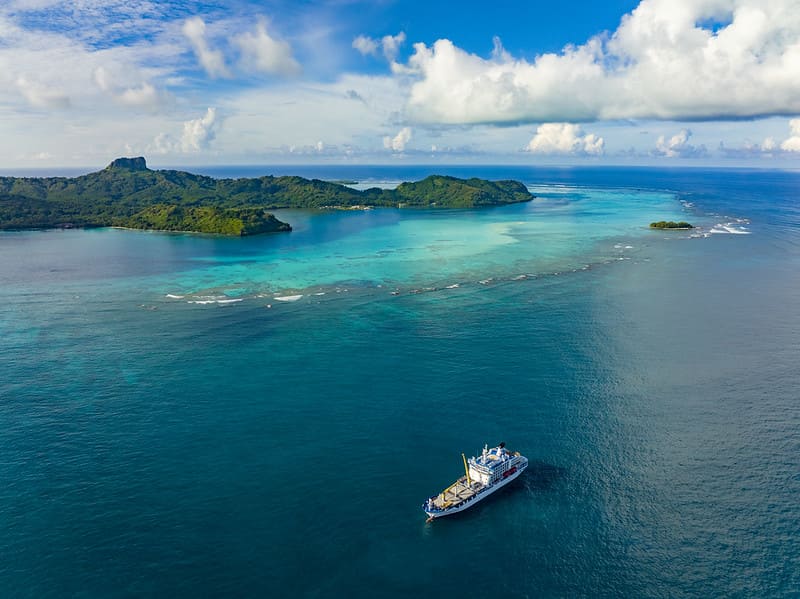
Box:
[0,157,534,234]
[120,205,292,235]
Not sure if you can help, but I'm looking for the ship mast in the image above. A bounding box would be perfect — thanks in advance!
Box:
[462,453,471,486]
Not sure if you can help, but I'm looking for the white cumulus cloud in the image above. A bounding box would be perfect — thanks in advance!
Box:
[92,66,164,109]
[654,129,707,158]
[183,17,230,78]
[234,21,300,76]
[150,132,175,155]
[780,118,800,151]
[151,107,219,154]
[401,0,800,125]
[353,35,379,56]
[181,107,218,152]
[761,137,778,152]
[718,120,800,157]
[117,82,163,108]
[526,123,604,155]
[384,126,412,151]
[381,32,406,62]
[352,31,406,71]
[15,76,70,109]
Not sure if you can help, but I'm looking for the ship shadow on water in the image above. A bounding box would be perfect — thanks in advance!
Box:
[521,460,566,492]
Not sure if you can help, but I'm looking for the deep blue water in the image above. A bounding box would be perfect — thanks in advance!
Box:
[1,167,799,597]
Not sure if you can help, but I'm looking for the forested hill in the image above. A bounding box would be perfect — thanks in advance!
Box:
[0,157,534,234]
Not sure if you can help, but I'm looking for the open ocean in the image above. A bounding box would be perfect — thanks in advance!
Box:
[1,166,798,597]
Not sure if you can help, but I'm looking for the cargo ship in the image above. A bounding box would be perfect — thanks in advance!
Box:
[422,442,527,520]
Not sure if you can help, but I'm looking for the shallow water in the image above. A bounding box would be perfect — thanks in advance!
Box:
[1,167,798,597]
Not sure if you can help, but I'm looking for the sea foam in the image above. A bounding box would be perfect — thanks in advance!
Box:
[710,223,751,235]
[274,294,303,302]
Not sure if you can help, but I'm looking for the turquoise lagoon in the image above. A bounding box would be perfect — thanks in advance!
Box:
[132,184,694,303]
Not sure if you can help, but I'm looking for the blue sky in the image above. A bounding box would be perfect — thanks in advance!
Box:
[1,0,800,167]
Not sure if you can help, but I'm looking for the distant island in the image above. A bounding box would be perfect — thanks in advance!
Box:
[650,220,694,229]
[0,157,534,235]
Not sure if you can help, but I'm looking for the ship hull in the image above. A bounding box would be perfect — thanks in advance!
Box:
[423,460,527,519]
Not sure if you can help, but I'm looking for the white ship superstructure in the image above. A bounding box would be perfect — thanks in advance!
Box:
[423,442,527,520]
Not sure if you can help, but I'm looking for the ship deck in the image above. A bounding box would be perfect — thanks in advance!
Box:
[430,476,483,510]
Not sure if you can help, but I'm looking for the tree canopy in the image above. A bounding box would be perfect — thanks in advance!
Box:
[0,158,535,235]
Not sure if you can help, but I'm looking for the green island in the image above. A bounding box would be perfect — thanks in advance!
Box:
[0,157,534,235]
[649,220,694,229]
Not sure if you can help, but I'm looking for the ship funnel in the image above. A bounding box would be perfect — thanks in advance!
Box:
[499,442,506,448]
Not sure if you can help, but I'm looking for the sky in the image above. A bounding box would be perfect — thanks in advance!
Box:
[1,0,800,168]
